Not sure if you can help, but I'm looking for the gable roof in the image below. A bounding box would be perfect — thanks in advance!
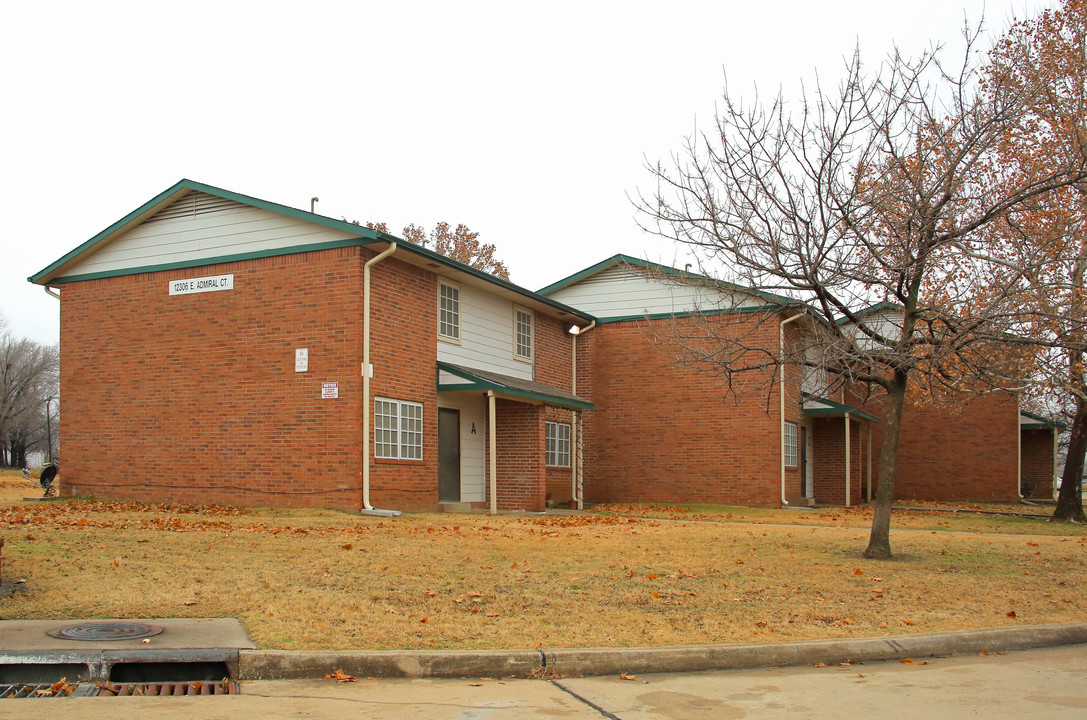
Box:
[29,179,593,324]
[537,253,797,306]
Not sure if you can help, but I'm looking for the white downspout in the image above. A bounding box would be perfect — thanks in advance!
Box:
[362,243,399,515]
[571,320,596,510]
[488,390,497,515]
[45,286,60,300]
[779,313,803,506]
[844,413,851,508]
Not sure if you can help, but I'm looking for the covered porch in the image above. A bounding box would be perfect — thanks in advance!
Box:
[437,362,592,513]
[801,395,879,507]
[1019,411,1064,501]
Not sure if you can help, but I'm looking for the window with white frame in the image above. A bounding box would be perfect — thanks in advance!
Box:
[515,307,533,361]
[375,398,423,460]
[783,421,798,467]
[438,281,460,341]
[545,421,571,467]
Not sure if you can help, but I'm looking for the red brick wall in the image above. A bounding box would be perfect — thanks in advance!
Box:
[578,314,801,507]
[493,399,546,511]
[1020,428,1056,499]
[59,247,369,509]
[812,417,870,506]
[864,390,1020,502]
[543,407,577,505]
[534,314,574,392]
[366,253,439,511]
[57,246,449,511]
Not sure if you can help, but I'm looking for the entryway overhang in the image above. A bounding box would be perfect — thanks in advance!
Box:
[802,395,880,423]
[437,362,593,410]
[1019,411,1066,430]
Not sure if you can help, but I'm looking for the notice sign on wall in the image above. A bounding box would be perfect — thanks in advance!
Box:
[322,382,339,399]
[169,274,234,295]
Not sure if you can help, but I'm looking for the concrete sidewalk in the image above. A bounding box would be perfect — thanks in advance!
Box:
[4,641,1087,719]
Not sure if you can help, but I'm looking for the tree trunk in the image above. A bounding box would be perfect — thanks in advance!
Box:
[865,370,909,558]
[1054,395,1087,522]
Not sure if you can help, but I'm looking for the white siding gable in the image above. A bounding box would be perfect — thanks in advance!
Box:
[841,309,905,350]
[546,264,763,320]
[437,282,533,380]
[61,191,358,278]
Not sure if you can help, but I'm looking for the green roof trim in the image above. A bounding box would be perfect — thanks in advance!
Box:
[802,394,880,424]
[537,253,797,306]
[595,304,785,325]
[28,179,594,324]
[437,362,593,411]
[1020,410,1067,431]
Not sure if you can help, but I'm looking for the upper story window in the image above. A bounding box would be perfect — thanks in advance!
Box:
[438,281,460,342]
[515,306,533,361]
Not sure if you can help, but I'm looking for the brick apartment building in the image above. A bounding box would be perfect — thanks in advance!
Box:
[541,255,1062,507]
[31,184,1061,512]
[30,180,593,512]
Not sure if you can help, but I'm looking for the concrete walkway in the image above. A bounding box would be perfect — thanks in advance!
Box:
[5,642,1087,719]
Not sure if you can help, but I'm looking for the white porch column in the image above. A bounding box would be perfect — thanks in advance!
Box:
[488,391,497,515]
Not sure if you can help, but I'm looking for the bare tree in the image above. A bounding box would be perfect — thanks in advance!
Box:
[638,24,1087,556]
[0,320,59,467]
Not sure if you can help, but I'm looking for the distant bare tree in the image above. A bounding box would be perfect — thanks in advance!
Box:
[638,23,1087,557]
[0,317,59,467]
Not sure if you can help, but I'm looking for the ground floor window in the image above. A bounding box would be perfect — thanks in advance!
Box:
[546,421,571,467]
[783,421,798,467]
[375,398,423,460]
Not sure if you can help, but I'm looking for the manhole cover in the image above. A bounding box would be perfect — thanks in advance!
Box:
[46,622,164,641]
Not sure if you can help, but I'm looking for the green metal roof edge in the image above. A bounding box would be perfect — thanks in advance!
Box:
[537,253,796,306]
[437,363,593,410]
[595,304,785,325]
[43,238,372,285]
[1020,410,1067,431]
[29,179,595,323]
[801,394,881,423]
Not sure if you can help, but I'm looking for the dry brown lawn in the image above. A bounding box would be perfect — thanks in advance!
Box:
[1,470,1085,651]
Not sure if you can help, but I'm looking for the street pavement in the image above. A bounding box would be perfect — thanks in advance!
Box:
[4,642,1086,719]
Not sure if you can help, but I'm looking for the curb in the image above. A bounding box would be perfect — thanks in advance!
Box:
[239,622,1087,680]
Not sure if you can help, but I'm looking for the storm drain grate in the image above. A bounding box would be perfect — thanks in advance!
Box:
[1,680,238,698]
[1,682,97,698]
[98,680,239,696]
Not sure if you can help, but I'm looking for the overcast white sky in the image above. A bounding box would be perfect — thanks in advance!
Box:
[1,0,1050,345]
